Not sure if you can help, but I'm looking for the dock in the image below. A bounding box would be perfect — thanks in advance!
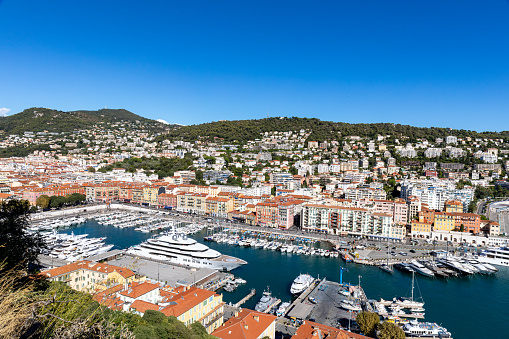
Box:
[234,288,256,308]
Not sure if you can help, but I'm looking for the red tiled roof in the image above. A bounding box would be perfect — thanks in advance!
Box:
[212,309,276,339]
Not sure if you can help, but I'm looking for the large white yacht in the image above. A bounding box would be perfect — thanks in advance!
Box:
[477,247,509,267]
[290,274,314,294]
[127,232,247,271]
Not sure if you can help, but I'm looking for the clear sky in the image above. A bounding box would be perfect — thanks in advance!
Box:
[1,0,508,131]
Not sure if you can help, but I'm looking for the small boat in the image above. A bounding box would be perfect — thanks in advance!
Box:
[308,296,317,304]
[379,263,394,274]
[276,302,291,317]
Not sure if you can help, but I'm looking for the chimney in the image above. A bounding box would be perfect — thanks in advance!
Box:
[243,323,248,330]
[253,315,259,322]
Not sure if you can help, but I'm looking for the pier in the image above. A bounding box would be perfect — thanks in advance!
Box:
[234,288,256,308]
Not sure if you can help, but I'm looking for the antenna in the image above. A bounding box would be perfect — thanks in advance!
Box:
[267,111,269,118]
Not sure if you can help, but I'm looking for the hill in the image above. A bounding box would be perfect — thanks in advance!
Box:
[0,107,172,134]
[157,117,509,143]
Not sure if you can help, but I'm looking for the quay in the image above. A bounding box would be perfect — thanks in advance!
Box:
[234,288,256,308]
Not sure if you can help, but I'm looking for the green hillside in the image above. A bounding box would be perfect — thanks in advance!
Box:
[0,107,168,134]
[157,117,509,144]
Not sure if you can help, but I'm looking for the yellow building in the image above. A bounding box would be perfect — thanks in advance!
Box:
[411,219,433,234]
[143,185,165,206]
[161,287,224,334]
[433,212,455,231]
[41,260,141,292]
[177,192,208,214]
[206,197,234,218]
[444,200,463,213]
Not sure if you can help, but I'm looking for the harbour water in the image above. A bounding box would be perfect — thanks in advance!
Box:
[59,221,508,339]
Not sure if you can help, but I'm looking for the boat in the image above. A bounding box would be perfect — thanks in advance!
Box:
[477,247,509,267]
[402,319,452,338]
[308,296,317,304]
[255,288,279,313]
[340,300,362,312]
[290,274,314,294]
[379,263,394,274]
[127,232,247,271]
[223,281,237,292]
[276,302,291,317]
[393,271,425,309]
[409,260,435,278]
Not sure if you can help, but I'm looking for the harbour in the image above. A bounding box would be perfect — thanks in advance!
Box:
[45,215,509,339]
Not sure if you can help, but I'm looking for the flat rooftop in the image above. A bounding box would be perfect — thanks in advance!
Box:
[108,255,218,287]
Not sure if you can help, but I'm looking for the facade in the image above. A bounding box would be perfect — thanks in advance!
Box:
[300,204,405,239]
[41,260,138,292]
[161,287,224,334]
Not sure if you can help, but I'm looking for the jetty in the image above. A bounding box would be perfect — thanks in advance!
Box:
[234,288,256,308]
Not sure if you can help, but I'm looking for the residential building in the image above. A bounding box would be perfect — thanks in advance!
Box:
[212,309,277,339]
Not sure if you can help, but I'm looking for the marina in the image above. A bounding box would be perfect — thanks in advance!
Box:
[41,215,509,338]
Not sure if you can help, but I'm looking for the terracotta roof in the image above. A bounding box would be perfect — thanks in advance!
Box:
[292,320,373,339]
[130,300,160,314]
[161,287,216,317]
[212,309,276,339]
[120,281,160,299]
[41,260,135,279]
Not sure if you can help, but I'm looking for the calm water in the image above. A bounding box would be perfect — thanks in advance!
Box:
[60,221,509,339]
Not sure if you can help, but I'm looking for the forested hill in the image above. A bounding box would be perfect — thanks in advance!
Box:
[0,107,172,134]
[157,117,509,143]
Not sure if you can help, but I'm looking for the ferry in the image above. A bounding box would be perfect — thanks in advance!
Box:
[402,319,452,338]
[127,232,247,271]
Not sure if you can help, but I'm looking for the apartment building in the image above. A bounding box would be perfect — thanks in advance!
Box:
[41,260,139,292]
[161,287,224,334]
[300,204,405,239]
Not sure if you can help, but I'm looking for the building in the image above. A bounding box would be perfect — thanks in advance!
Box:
[161,287,224,334]
[212,309,277,339]
[40,260,138,292]
[300,204,405,239]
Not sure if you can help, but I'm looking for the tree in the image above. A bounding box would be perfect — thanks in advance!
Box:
[356,312,379,337]
[0,199,46,270]
[87,166,96,173]
[36,194,51,209]
[459,224,465,232]
[50,195,67,209]
[378,321,406,339]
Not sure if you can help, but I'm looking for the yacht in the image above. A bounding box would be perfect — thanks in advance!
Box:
[409,260,435,278]
[477,247,509,267]
[276,302,291,317]
[402,319,452,338]
[127,232,247,271]
[255,288,278,313]
[290,274,314,294]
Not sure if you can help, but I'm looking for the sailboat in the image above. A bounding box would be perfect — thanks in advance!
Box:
[394,271,425,309]
[379,237,394,274]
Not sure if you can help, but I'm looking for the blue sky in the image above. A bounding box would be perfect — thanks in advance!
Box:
[1,1,508,131]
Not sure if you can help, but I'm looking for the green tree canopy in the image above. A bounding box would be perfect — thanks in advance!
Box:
[36,195,51,209]
[378,321,406,339]
[0,199,46,270]
[356,311,380,337]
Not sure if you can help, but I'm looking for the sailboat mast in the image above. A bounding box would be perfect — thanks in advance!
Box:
[411,271,415,301]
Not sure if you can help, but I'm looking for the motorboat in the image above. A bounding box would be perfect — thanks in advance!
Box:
[402,319,452,338]
[290,274,314,294]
